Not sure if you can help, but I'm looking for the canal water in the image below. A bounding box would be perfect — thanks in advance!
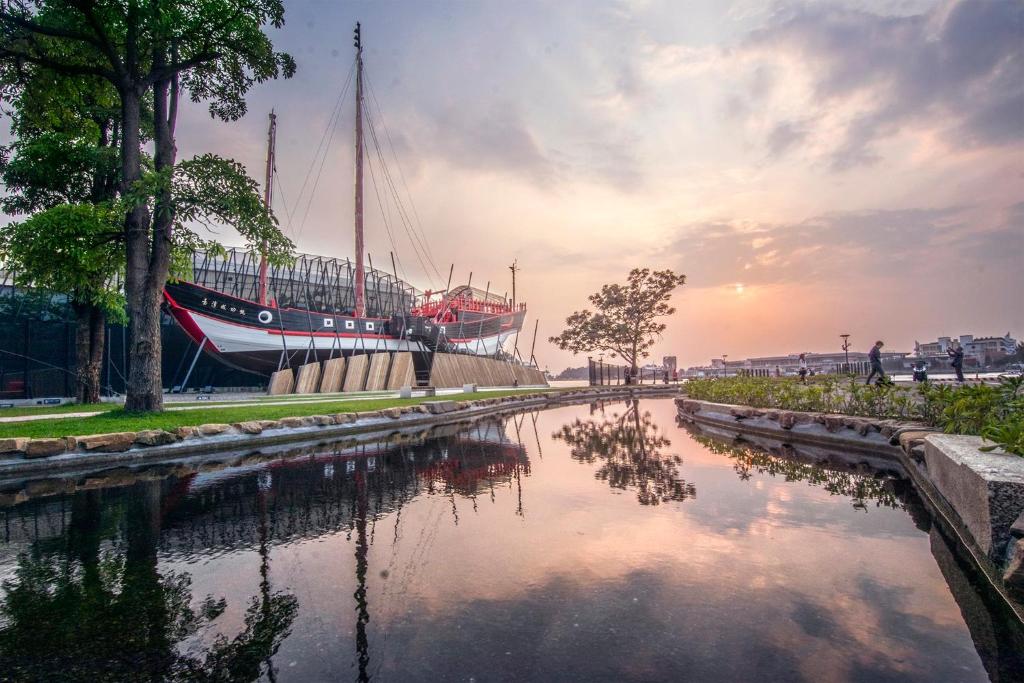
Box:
[0,399,1021,682]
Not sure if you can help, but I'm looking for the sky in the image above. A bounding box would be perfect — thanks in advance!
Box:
[29,0,1024,370]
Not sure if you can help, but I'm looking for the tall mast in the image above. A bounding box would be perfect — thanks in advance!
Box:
[353,23,366,318]
[258,110,277,306]
[509,259,518,308]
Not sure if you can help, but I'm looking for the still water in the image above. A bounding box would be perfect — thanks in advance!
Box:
[0,399,1021,682]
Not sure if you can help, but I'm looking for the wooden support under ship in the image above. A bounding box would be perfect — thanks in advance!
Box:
[163,24,537,387]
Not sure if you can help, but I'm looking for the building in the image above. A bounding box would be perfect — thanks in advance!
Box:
[915,333,1017,367]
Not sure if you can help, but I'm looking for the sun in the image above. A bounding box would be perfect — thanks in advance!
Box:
[734,283,745,294]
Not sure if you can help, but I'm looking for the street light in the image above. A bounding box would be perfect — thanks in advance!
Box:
[840,334,851,371]
[722,354,728,378]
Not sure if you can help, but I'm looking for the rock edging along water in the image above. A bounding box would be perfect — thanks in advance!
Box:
[0,385,680,477]
[676,396,1024,602]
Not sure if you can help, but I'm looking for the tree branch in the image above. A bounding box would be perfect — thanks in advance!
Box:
[0,45,113,79]
[144,50,221,86]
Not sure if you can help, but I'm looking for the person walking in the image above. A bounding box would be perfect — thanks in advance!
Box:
[948,341,965,383]
[866,340,886,385]
[798,353,808,383]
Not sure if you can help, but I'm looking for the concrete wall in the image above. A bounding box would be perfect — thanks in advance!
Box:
[387,352,415,389]
[364,353,391,391]
[294,362,322,394]
[267,369,295,395]
[319,357,346,393]
[343,354,369,392]
[427,354,546,388]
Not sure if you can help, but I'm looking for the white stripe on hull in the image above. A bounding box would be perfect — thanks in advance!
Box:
[187,309,426,354]
[185,309,512,357]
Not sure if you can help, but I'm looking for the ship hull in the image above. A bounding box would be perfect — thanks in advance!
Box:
[164,281,525,376]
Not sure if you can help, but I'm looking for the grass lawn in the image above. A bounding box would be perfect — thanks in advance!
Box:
[0,388,559,440]
[0,402,122,418]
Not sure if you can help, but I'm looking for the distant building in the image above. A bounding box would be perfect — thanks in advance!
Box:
[662,356,677,375]
[915,333,1017,366]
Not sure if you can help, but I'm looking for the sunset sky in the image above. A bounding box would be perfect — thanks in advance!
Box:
[38,0,1024,370]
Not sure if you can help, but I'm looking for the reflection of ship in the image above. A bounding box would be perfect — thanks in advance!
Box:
[163,25,527,377]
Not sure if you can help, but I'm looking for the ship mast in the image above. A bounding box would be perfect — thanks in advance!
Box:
[258,110,277,306]
[353,23,366,318]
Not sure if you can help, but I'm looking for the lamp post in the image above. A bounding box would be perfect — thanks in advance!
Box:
[722,354,728,378]
[840,334,851,372]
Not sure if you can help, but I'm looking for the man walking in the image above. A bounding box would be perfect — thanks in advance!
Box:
[866,340,886,385]
[948,341,965,383]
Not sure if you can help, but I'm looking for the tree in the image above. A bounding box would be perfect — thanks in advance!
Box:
[0,60,123,402]
[0,204,125,403]
[0,0,296,411]
[549,268,686,376]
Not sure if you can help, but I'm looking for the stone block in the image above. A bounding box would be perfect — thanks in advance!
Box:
[343,354,370,392]
[267,368,295,395]
[319,357,346,393]
[279,417,305,429]
[174,426,196,439]
[0,438,28,454]
[294,362,323,394]
[133,430,178,447]
[922,434,1024,558]
[380,408,402,419]
[898,430,935,452]
[387,352,415,390]
[312,414,334,426]
[234,421,264,435]
[75,432,138,452]
[24,438,67,458]
[259,420,282,430]
[425,401,456,415]
[365,353,392,391]
[196,423,232,436]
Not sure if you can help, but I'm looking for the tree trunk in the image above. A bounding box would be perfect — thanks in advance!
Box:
[73,303,106,403]
[120,85,163,412]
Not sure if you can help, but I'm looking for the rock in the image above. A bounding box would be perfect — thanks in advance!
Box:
[259,420,283,430]
[425,401,456,415]
[898,430,935,452]
[0,490,28,507]
[177,426,199,440]
[77,432,138,452]
[380,408,403,419]
[890,424,934,446]
[822,416,846,433]
[764,410,780,422]
[134,430,178,447]
[197,423,232,436]
[234,421,264,435]
[331,413,356,424]
[25,478,74,496]
[354,411,382,421]
[312,415,334,426]
[278,417,305,429]
[1012,511,1024,539]
[730,406,757,419]
[24,438,68,458]
[778,412,812,430]
[0,438,28,454]
[1004,538,1024,597]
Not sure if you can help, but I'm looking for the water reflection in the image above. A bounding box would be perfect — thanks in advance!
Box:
[0,402,1021,682]
[687,430,904,511]
[0,419,528,682]
[553,399,695,505]
[0,481,298,681]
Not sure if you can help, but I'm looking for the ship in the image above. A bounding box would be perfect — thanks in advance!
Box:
[163,24,528,378]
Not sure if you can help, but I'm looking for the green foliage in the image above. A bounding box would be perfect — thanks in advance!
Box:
[0,203,126,319]
[549,268,686,370]
[684,375,1024,456]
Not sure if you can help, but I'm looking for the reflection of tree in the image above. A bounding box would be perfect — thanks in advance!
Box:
[0,482,298,682]
[689,432,903,511]
[553,400,695,505]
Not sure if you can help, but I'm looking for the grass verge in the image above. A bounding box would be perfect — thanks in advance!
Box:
[0,389,559,440]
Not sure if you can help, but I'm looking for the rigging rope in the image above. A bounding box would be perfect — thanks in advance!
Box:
[365,74,446,282]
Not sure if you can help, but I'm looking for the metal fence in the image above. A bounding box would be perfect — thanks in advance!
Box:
[189,247,418,316]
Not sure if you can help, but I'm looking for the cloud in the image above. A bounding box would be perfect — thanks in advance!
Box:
[667,205,994,289]
[745,0,1024,169]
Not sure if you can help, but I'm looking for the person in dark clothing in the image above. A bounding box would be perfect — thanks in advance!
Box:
[866,340,886,385]
[948,342,965,382]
